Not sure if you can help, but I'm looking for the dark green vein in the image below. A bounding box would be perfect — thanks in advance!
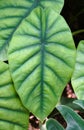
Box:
[47,17,60,31]
[45,64,63,83]
[40,9,45,111]
[19,64,40,89]
[0,26,15,31]
[13,50,40,73]
[39,3,45,9]
[0,95,17,100]
[0,119,25,128]
[0,106,26,114]
[0,82,12,88]
[46,50,72,69]
[46,41,74,50]
[9,43,40,54]
[25,19,40,30]
[44,81,57,97]
[0,5,29,10]
[17,33,40,39]
[0,0,40,51]
[0,69,8,76]
[0,16,22,20]
[24,81,40,103]
[47,29,69,40]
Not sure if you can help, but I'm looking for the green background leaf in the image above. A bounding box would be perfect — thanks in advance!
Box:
[46,118,64,130]
[71,40,84,99]
[0,61,29,130]
[8,7,76,121]
[57,105,84,130]
[73,100,84,110]
[0,0,64,61]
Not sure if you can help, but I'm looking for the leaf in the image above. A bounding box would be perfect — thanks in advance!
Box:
[8,7,76,121]
[0,61,29,130]
[60,97,80,110]
[73,100,84,109]
[46,118,64,130]
[0,0,64,61]
[71,40,84,99]
[57,105,84,130]
[39,0,64,13]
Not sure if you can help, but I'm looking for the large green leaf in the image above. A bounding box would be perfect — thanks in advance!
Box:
[57,105,84,130]
[8,7,76,121]
[71,40,84,99]
[46,118,64,130]
[0,0,64,61]
[0,61,29,130]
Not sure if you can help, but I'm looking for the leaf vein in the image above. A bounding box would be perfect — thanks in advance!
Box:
[45,64,63,83]
[0,119,25,128]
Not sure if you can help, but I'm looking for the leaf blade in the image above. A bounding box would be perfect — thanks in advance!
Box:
[46,118,64,130]
[71,40,84,99]
[0,0,64,61]
[73,100,84,109]
[8,7,76,121]
[40,0,64,13]
[0,61,29,130]
[57,105,84,130]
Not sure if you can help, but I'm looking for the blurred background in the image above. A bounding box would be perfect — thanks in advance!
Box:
[61,0,84,46]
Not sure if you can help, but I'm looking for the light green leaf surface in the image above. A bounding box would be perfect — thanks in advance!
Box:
[0,0,64,61]
[73,100,84,109]
[71,40,84,99]
[38,0,64,12]
[8,7,76,121]
[57,105,84,130]
[0,61,29,130]
[46,118,64,130]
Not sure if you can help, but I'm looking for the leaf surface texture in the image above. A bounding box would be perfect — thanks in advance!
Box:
[57,105,84,130]
[0,0,64,61]
[72,40,84,99]
[8,8,76,121]
[0,61,29,130]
